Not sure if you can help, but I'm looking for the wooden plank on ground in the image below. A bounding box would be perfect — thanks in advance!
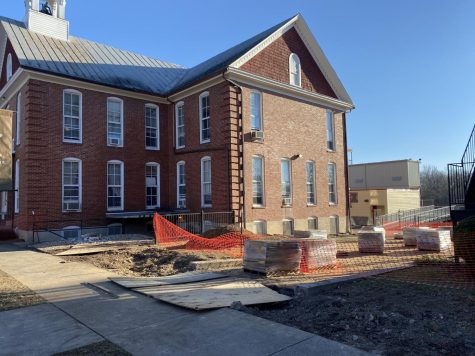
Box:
[134,277,291,310]
[109,272,227,289]
[55,247,114,256]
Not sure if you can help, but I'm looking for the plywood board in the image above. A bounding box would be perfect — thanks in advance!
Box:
[55,247,113,256]
[109,272,227,289]
[135,277,291,310]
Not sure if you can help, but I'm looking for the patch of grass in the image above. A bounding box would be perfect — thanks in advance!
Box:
[53,341,131,356]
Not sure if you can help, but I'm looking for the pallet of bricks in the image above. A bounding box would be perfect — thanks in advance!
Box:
[403,227,452,252]
[243,237,337,274]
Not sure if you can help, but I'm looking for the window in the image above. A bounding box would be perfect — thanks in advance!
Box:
[14,159,19,213]
[289,53,301,87]
[15,92,21,146]
[326,110,335,151]
[308,217,318,230]
[281,159,292,206]
[63,90,82,143]
[250,91,262,131]
[254,220,267,235]
[199,92,210,143]
[252,155,264,206]
[306,160,316,205]
[328,162,337,204]
[350,192,358,203]
[176,161,186,208]
[62,158,82,211]
[6,53,12,81]
[282,219,294,236]
[107,161,124,210]
[175,101,185,148]
[201,157,212,207]
[107,98,123,146]
[145,104,159,150]
[63,226,81,239]
[145,163,160,209]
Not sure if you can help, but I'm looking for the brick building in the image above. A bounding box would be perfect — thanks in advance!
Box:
[0,1,354,241]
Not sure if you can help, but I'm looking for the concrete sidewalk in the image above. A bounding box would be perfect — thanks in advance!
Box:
[0,246,367,355]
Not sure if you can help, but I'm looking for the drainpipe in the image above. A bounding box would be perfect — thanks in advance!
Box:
[223,73,246,231]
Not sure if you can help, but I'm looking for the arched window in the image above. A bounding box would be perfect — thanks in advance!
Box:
[289,53,301,87]
[201,156,212,207]
[6,54,12,81]
[16,92,21,146]
[252,155,265,206]
[62,158,82,211]
[145,162,160,209]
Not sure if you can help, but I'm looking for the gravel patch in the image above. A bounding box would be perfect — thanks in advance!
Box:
[0,269,45,311]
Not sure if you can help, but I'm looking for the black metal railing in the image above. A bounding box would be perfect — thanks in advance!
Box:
[161,211,236,235]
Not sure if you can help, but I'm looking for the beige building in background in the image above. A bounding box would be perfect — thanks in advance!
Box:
[349,160,421,226]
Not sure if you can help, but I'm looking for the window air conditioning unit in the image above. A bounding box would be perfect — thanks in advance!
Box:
[282,198,292,207]
[109,137,120,146]
[251,130,264,141]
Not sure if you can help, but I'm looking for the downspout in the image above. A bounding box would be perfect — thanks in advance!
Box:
[223,72,246,231]
[342,111,351,233]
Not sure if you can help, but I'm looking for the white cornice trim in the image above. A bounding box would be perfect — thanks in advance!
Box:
[0,68,27,108]
[168,75,225,102]
[225,68,354,112]
[230,15,298,69]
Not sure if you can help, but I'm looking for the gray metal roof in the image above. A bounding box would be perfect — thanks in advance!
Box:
[0,15,293,96]
[0,16,186,95]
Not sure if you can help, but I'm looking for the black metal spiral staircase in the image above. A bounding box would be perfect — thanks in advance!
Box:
[448,124,475,223]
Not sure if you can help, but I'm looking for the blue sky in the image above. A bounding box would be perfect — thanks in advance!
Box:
[3,1,475,169]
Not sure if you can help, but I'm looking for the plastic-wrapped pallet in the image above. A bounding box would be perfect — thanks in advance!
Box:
[403,227,431,247]
[358,231,385,253]
[416,229,452,252]
[301,239,337,269]
[360,226,386,238]
[309,230,328,240]
[243,240,302,274]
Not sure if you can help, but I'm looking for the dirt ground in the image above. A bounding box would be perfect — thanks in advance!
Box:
[59,245,232,276]
[0,269,45,311]
[245,277,475,356]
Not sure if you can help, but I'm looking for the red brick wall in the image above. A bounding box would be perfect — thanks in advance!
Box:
[0,40,21,90]
[240,28,336,98]
[12,80,169,230]
[166,82,233,212]
[241,86,347,227]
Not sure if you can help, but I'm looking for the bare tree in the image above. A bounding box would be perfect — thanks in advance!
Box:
[420,165,449,206]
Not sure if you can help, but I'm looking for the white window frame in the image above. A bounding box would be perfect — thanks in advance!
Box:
[289,53,301,87]
[175,101,185,149]
[107,97,124,147]
[176,161,186,208]
[250,90,263,131]
[15,92,21,146]
[252,155,265,207]
[306,160,316,205]
[62,158,82,212]
[326,110,335,151]
[145,162,160,209]
[14,159,19,213]
[254,220,267,235]
[107,160,124,211]
[201,156,212,208]
[6,53,12,82]
[63,89,82,144]
[328,162,338,204]
[199,91,210,144]
[281,158,292,205]
[145,104,159,150]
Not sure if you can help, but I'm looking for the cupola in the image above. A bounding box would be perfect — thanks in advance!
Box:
[24,0,69,41]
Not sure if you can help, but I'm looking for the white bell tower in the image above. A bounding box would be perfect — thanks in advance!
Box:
[24,0,69,41]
